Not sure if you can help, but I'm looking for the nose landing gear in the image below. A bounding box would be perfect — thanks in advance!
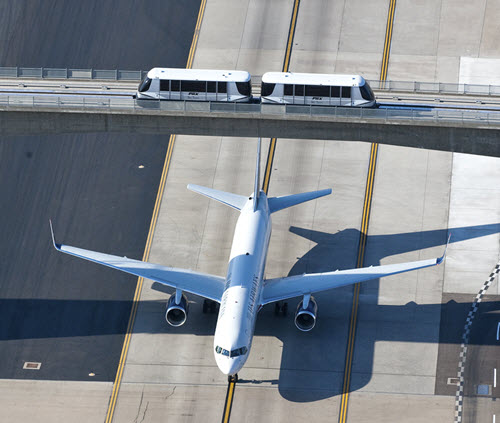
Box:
[202,299,218,314]
[228,373,238,383]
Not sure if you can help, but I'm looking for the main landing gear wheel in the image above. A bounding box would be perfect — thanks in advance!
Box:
[228,374,238,383]
[202,299,217,314]
[274,301,288,316]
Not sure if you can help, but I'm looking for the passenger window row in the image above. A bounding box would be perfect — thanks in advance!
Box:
[159,80,228,93]
[284,84,351,98]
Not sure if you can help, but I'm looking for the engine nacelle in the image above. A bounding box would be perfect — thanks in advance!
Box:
[165,293,189,327]
[294,296,317,332]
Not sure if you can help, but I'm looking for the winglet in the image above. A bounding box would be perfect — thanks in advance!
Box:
[49,219,61,250]
[437,233,451,265]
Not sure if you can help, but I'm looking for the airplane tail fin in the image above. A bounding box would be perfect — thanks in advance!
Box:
[268,188,332,214]
[253,138,261,212]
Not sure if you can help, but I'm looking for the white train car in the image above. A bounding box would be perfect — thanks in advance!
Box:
[261,72,376,107]
[136,68,252,102]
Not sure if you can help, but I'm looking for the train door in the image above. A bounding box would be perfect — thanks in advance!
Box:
[340,86,352,106]
[294,85,305,105]
[182,80,207,101]
[305,85,329,105]
[216,81,228,102]
[149,77,160,99]
[169,80,181,101]
[284,84,293,104]
[330,86,340,106]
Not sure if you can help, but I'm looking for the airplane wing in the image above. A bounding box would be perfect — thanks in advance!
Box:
[50,222,225,302]
[261,251,446,305]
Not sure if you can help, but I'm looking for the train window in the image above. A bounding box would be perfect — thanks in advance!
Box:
[305,85,330,97]
[170,80,180,91]
[284,84,293,96]
[207,81,217,93]
[159,80,170,91]
[342,86,351,98]
[217,81,227,94]
[261,82,275,96]
[182,80,207,92]
[359,83,374,100]
[236,81,251,96]
[331,86,340,97]
[295,85,304,96]
[138,77,152,92]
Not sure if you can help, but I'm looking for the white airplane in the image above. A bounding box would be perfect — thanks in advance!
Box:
[50,139,447,382]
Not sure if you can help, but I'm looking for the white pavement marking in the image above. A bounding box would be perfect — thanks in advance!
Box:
[459,57,500,85]
[495,368,497,388]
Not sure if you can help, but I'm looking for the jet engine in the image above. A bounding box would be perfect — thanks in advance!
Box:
[165,293,189,327]
[294,296,317,331]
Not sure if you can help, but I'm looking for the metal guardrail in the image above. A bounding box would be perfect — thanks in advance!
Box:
[367,79,500,96]
[0,67,147,81]
[1,94,500,125]
[1,67,500,96]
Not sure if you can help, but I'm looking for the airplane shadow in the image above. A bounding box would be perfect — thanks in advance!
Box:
[270,222,500,401]
[0,223,498,398]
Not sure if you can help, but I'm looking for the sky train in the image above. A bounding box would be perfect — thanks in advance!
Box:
[136,68,376,107]
[136,68,252,102]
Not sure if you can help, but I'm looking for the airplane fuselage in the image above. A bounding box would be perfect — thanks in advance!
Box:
[213,191,271,376]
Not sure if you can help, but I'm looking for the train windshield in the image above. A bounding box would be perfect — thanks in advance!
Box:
[138,77,152,92]
[261,82,276,96]
[359,83,375,101]
[236,81,251,96]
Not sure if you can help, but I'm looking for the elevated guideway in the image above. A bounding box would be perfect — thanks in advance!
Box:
[1,67,500,157]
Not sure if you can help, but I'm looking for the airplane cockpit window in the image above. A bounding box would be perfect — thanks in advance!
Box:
[230,346,248,357]
[215,346,230,356]
[216,346,248,357]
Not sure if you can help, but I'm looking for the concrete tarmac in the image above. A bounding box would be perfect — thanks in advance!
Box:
[0,0,200,421]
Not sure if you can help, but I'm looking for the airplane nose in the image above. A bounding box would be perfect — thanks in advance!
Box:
[215,356,243,376]
[227,359,242,376]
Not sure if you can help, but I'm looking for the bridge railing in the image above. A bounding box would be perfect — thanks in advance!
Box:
[1,67,500,96]
[367,79,500,96]
[1,94,500,125]
[0,67,147,81]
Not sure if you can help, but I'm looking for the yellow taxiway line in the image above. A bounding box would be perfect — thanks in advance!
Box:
[338,1,396,421]
[104,0,207,421]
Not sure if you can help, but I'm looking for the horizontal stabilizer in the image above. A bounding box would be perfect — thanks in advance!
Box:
[187,184,248,211]
[268,188,332,214]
